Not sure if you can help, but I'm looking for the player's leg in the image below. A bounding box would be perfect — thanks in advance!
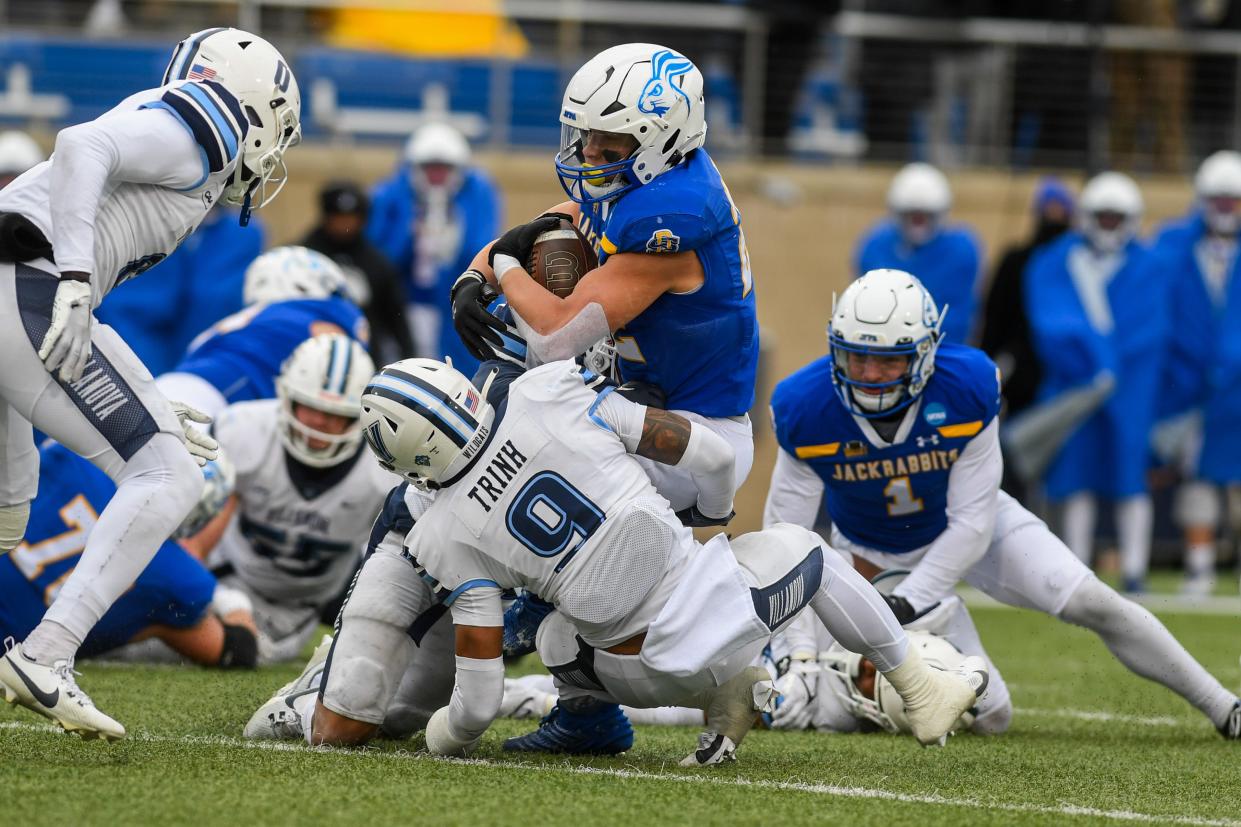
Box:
[0,268,201,738]
[965,494,1241,737]
[1060,490,1097,566]
[377,613,455,739]
[1115,493,1153,593]
[1175,480,1220,597]
[739,524,987,748]
[0,401,37,555]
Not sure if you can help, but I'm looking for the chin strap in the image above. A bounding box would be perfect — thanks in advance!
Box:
[239,190,253,226]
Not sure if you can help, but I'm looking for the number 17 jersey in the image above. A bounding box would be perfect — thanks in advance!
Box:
[771,344,1001,554]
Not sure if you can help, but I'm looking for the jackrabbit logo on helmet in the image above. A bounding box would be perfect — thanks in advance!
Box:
[638,50,693,117]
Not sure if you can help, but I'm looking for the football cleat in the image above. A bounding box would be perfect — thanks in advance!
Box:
[502,698,633,755]
[902,655,989,747]
[498,677,556,720]
[1218,699,1241,740]
[243,634,332,740]
[0,638,124,742]
[502,593,555,659]
[679,731,737,766]
[681,666,774,766]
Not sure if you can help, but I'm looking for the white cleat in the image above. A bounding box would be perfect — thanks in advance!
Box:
[904,655,989,747]
[0,639,125,742]
[498,677,556,720]
[243,634,333,740]
[680,666,776,767]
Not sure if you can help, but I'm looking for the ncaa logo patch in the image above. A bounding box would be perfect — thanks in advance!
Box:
[646,228,680,253]
[923,402,947,426]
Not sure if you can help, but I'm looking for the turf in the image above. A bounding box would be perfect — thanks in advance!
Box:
[3,604,1238,827]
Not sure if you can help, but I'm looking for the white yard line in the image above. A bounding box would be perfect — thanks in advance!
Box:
[1019,707,1190,727]
[1,719,1234,826]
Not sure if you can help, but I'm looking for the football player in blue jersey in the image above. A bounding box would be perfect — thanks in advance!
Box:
[448,43,759,754]
[854,163,982,345]
[1151,151,1241,596]
[765,268,1241,740]
[157,246,369,420]
[0,442,256,670]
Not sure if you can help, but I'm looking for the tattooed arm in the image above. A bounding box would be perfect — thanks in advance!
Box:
[590,389,736,521]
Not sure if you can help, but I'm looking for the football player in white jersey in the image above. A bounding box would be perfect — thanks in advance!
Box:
[0,27,300,740]
[191,334,397,663]
[343,358,987,765]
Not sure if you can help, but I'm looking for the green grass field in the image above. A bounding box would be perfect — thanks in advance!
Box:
[3,602,1238,827]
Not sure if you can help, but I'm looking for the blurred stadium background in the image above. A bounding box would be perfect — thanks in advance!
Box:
[2,0,1237,583]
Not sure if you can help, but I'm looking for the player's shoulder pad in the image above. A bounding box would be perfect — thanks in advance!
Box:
[607,169,717,255]
[212,399,278,464]
[770,355,837,455]
[927,344,1001,430]
[142,79,248,175]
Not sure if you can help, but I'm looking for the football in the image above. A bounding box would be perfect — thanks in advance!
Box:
[525,218,599,298]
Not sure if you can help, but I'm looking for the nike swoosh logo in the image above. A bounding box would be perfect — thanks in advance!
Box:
[283,687,319,710]
[5,654,59,708]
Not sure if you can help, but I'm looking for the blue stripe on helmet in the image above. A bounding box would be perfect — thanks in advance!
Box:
[364,385,470,449]
[167,27,228,84]
[368,374,477,439]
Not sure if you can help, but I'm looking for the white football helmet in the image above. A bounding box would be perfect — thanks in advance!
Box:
[555,43,706,205]
[1194,150,1241,236]
[1077,171,1143,254]
[887,163,952,246]
[243,246,349,306]
[276,334,374,468]
[163,27,301,217]
[359,359,496,491]
[829,269,944,418]
[405,121,470,193]
[821,631,975,735]
[0,131,44,178]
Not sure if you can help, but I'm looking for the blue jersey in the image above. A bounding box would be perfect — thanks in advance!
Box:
[772,344,1001,554]
[1151,214,1241,483]
[854,222,982,345]
[0,444,215,656]
[578,149,759,417]
[173,297,368,404]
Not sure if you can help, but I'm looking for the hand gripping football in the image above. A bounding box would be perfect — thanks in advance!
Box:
[525,218,599,298]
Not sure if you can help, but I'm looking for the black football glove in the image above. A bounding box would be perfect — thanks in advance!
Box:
[450,270,507,361]
[488,214,571,270]
[614,380,666,409]
[675,505,735,528]
[881,594,918,626]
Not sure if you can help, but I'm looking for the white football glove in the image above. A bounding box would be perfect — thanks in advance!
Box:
[170,401,219,467]
[425,706,481,757]
[38,278,93,383]
[771,658,821,731]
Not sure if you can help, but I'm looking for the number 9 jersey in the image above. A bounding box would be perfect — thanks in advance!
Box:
[770,343,1001,554]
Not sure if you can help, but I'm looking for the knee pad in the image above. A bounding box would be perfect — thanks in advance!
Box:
[535,610,579,669]
[1057,575,1124,631]
[0,500,30,553]
[1173,481,1221,530]
[321,617,408,724]
[218,622,259,669]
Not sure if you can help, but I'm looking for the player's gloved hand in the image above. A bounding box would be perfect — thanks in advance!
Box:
[425,706,481,757]
[170,401,219,467]
[882,594,918,626]
[771,657,821,731]
[675,504,735,528]
[38,275,93,383]
[450,270,508,361]
[615,380,666,409]
[487,214,566,270]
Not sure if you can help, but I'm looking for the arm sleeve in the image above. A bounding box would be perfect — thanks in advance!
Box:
[763,448,825,529]
[892,418,1002,610]
[49,107,207,274]
[590,389,736,517]
[446,654,505,741]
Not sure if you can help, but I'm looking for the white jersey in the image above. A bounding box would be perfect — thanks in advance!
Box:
[0,79,246,301]
[403,362,694,647]
[211,399,396,607]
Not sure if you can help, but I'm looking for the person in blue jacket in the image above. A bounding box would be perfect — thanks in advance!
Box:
[97,207,265,375]
[1025,172,1169,593]
[366,122,501,375]
[0,441,255,668]
[156,246,369,420]
[855,163,983,345]
[1151,150,1241,596]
